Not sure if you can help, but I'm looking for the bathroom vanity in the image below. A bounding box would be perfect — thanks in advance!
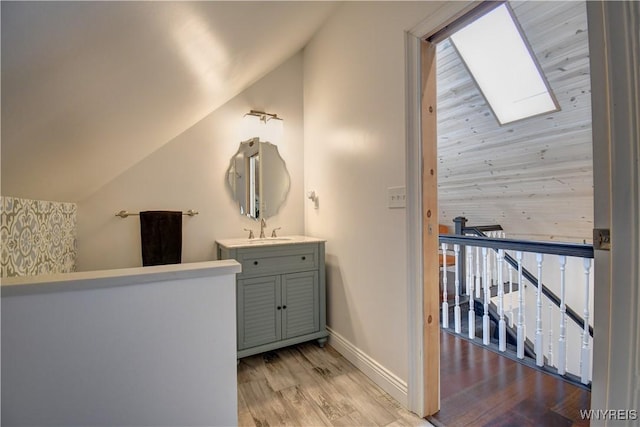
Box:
[216,236,328,359]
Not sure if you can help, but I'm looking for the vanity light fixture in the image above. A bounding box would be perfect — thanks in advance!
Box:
[241,109,283,144]
[245,109,280,124]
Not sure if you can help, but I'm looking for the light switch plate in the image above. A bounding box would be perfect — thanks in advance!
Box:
[388,186,406,209]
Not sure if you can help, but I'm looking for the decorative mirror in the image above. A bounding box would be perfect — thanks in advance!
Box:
[226,138,290,220]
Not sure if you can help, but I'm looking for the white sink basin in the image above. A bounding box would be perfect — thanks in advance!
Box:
[216,235,326,249]
[245,237,292,244]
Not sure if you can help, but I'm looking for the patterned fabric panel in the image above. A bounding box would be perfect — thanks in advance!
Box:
[1,196,77,277]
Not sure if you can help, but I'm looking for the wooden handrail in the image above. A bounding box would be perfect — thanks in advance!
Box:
[441,233,594,259]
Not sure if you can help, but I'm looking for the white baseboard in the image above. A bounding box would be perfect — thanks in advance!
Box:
[326,327,408,407]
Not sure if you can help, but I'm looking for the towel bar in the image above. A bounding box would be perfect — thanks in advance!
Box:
[116,209,199,218]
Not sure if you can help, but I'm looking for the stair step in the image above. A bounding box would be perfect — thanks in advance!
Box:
[440,283,521,304]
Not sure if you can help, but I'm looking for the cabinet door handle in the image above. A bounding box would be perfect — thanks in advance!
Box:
[277,306,282,310]
[301,256,306,261]
[253,261,259,265]
[282,305,287,309]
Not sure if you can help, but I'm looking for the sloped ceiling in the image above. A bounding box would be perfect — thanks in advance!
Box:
[437,1,593,242]
[1,1,338,202]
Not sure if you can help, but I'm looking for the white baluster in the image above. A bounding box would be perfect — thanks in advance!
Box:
[516,251,525,359]
[535,253,544,367]
[498,249,506,351]
[508,264,514,327]
[487,235,493,291]
[466,245,472,296]
[475,246,481,299]
[492,238,498,288]
[468,246,476,339]
[548,302,554,366]
[581,258,592,384]
[441,242,449,329]
[482,247,490,345]
[454,244,461,334]
[557,255,567,375]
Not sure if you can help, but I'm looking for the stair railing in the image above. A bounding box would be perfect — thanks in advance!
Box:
[439,217,594,385]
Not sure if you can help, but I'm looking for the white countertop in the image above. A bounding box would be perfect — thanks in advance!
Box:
[1,260,242,297]
[216,235,326,249]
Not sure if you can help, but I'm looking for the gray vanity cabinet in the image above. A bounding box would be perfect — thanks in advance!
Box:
[217,240,327,359]
[281,271,320,339]
[237,275,282,350]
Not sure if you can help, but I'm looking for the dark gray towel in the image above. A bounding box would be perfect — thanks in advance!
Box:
[139,211,182,266]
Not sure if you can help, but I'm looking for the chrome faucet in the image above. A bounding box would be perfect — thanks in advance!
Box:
[271,227,281,237]
[244,228,254,239]
[259,218,267,238]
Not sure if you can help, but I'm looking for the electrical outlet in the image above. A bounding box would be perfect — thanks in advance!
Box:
[388,186,406,209]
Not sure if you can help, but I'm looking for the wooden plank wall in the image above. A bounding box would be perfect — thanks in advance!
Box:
[437,1,593,243]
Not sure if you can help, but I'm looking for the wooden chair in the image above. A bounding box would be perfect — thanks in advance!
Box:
[439,224,455,268]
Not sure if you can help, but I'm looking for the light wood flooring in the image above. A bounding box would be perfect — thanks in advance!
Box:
[237,342,432,427]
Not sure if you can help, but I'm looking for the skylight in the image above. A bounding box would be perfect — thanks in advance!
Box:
[449,3,559,125]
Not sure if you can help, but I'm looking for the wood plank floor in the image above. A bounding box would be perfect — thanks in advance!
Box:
[429,331,591,427]
[237,342,432,427]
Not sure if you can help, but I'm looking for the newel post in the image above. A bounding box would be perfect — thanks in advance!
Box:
[453,216,467,291]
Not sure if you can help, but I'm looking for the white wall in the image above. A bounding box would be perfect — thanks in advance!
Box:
[2,268,238,426]
[303,1,442,393]
[77,53,304,271]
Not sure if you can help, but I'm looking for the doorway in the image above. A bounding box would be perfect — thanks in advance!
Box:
[406,0,639,419]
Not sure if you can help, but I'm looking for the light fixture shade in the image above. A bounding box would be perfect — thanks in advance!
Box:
[263,117,283,144]
[240,111,283,144]
[240,114,263,142]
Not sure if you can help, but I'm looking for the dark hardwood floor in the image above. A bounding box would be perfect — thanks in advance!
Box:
[429,331,591,427]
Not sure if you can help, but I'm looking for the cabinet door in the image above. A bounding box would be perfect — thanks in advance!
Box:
[281,271,320,340]
[237,275,281,350]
